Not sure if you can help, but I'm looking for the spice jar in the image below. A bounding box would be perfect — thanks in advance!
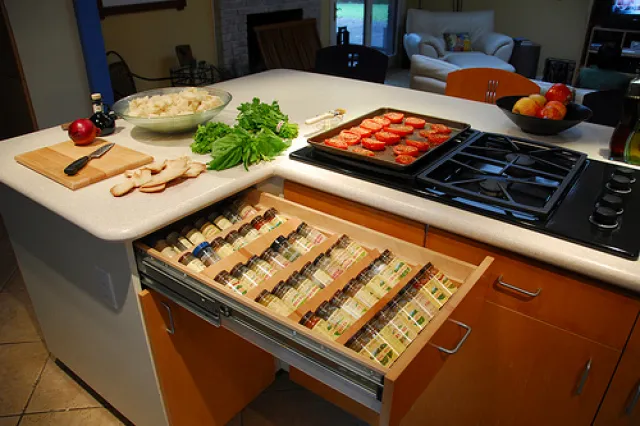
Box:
[314,253,344,279]
[178,253,206,273]
[239,223,261,243]
[208,211,233,230]
[348,328,399,367]
[211,237,235,258]
[296,223,327,246]
[287,273,321,300]
[192,242,221,267]
[343,279,379,308]
[414,267,450,309]
[225,231,247,251]
[300,262,332,288]
[287,231,313,253]
[223,208,242,224]
[330,290,368,320]
[376,250,412,286]
[263,208,286,229]
[315,301,355,340]
[393,287,434,330]
[256,290,293,316]
[167,231,194,251]
[419,264,457,295]
[214,271,249,295]
[328,242,357,269]
[356,267,392,299]
[272,281,307,310]
[333,235,367,265]
[261,248,291,270]
[379,305,417,346]
[181,225,207,246]
[154,239,180,259]
[251,216,271,235]
[231,199,258,220]
[231,263,262,289]
[367,314,407,355]
[271,237,301,262]
[194,218,221,240]
[247,256,276,281]
[300,312,335,339]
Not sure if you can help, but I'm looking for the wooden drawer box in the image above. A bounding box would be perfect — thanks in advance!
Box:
[425,227,640,350]
[135,190,493,426]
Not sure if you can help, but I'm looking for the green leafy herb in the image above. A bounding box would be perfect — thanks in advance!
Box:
[191,122,232,154]
[206,127,291,171]
[236,98,299,139]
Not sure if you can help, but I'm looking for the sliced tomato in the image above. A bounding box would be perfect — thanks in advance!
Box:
[419,129,437,138]
[374,131,401,145]
[373,116,391,126]
[430,124,452,134]
[395,155,416,165]
[339,130,361,146]
[352,147,375,157]
[362,138,387,151]
[360,119,383,132]
[384,124,414,136]
[349,127,372,138]
[405,117,426,129]
[406,139,431,152]
[384,112,404,124]
[426,133,449,145]
[324,137,348,150]
[393,145,419,157]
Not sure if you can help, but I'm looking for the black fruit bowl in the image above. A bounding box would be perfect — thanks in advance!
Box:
[496,96,593,136]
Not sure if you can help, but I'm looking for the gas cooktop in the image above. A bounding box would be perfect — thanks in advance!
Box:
[290,131,640,260]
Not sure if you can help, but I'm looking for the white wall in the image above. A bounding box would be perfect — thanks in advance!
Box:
[4,0,91,129]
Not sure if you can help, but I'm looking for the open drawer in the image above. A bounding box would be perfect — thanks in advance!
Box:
[134,189,493,426]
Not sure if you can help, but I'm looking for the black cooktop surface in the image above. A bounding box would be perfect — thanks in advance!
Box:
[290,132,640,260]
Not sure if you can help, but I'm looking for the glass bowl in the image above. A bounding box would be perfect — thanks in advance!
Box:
[112,87,232,133]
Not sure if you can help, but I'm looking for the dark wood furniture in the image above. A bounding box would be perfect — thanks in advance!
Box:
[315,45,389,84]
[254,18,321,72]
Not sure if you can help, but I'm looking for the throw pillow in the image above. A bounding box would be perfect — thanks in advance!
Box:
[443,33,472,52]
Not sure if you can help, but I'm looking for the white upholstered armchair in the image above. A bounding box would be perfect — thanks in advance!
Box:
[404,9,514,63]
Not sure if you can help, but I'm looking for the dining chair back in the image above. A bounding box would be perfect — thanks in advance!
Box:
[445,68,541,104]
[254,18,321,71]
[582,89,625,127]
[315,45,388,84]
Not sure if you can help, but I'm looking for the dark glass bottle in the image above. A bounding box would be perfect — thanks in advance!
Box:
[610,77,640,159]
[89,93,116,136]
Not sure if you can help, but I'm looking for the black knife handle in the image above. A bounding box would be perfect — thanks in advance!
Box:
[64,156,90,176]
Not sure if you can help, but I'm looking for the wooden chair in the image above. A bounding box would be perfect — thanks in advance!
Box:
[254,19,321,72]
[315,45,388,84]
[445,68,541,104]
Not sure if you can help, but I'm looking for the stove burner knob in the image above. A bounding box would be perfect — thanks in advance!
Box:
[598,193,624,213]
[607,175,632,193]
[613,166,636,184]
[590,206,619,229]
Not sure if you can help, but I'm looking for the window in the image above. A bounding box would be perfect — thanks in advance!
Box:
[333,0,398,55]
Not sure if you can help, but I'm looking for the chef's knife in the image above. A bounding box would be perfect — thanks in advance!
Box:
[64,143,115,176]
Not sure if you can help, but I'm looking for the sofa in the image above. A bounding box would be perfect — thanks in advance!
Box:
[406,10,516,94]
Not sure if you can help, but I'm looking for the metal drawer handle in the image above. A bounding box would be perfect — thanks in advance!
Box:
[160,301,175,335]
[429,320,472,355]
[625,382,640,416]
[496,275,542,298]
[576,358,592,395]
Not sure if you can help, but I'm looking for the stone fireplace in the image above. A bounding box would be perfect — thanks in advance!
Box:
[214,0,321,76]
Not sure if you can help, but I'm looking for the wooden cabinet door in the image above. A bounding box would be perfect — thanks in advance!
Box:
[139,290,275,426]
[400,302,620,426]
[594,319,640,426]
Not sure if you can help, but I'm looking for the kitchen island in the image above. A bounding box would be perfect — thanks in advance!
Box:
[0,70,638,426]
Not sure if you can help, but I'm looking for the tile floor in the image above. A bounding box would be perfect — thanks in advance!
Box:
[0,214,367,426]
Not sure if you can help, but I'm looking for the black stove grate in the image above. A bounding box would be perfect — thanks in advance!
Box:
[416,133,588,219]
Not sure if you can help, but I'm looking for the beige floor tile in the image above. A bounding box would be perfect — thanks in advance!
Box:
[243,387,367,426]
[0,341,48,416]
[20,408,124,426]
[0,237,17,292]
[0,417,20,426]
[26,358,101,413]
[0,273,41,344]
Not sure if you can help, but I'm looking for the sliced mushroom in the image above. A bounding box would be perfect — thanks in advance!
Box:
[140,165,189,188]
[182,162,206,178]
[130,169,153,187]
[142,160,166,174]
[139,183,166,193]
[110,180,135,197]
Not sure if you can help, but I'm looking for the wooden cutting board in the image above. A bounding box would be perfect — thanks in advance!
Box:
[15,138,153,190]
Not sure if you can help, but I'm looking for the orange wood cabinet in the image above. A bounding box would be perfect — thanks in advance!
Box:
[138,290,276,426]
[594,319,640,426]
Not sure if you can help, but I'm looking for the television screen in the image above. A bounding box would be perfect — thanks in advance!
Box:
[612,0,640,15]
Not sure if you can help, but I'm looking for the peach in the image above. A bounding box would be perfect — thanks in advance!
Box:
[512,97,541,117]
[539,103,566,120]
[545,101,567,119]
[529,94,547,107]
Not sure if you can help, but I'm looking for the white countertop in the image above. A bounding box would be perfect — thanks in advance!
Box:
[1,70,638,291]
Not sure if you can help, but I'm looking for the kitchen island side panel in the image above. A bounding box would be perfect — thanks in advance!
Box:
[0,184,168,426]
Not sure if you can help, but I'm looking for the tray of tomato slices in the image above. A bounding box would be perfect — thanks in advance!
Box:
[307,108,470,170]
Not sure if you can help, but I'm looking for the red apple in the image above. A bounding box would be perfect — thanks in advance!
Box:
[512,97,542,117]
[68,119,99,146]
[545,101,567,119]
[539,102,567,120]
[545,84,573,105]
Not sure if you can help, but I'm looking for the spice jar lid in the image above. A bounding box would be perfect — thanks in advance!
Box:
[300,311,315,325]
[230,263,245,276]
[192,242,211,258]
[272,281,288,295]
